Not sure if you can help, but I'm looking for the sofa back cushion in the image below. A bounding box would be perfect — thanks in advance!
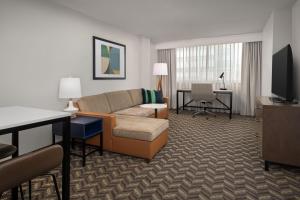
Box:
[142,89,164,104]
[105,90,134,112]
[77,94,112,113]
[128,89,143,106]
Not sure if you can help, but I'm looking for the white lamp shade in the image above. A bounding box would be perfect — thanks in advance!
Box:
[153,63,168,76]
[59,77,82,99]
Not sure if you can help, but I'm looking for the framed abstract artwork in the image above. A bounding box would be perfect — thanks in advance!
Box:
[93,36,126,80]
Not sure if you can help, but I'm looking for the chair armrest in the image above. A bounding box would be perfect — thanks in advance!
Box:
[163,97,169,108]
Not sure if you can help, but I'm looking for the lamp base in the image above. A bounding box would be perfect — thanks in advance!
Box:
[219,88,227,90]
[64,100,78,112]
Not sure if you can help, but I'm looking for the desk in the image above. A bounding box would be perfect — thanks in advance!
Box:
[176,89,233,119]
[0,106,71,200]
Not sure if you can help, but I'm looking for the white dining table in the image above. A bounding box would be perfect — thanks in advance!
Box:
[0,106,71,200]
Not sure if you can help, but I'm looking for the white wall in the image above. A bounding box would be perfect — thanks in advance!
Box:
[261,6,293,97]
[292,0,300,99]
[262,14,274,96]
[139,37,152,89]
[0,0,146,153]
[150,44,158,89]
[273,7,293,53]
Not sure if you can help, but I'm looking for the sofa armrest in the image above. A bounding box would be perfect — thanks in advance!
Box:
[163,97,169,108]
[77,111,115,120]
[76,112,116,150]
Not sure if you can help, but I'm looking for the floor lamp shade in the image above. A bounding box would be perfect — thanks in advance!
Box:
[153,63,168,95]
[59,77,82,112]
[153,63,168,76]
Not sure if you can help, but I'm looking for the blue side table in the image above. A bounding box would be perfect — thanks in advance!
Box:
[52,116,103,167]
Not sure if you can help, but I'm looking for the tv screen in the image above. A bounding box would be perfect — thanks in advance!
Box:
[271,44,293,101]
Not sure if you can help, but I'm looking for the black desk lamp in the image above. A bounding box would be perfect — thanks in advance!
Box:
[219,72,227,90]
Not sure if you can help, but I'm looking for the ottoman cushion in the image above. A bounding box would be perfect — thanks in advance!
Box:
[113,115,169,141]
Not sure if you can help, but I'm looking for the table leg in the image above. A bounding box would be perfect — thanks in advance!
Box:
[183,91,185,111]
[230,93,233,119]
[62,117,71,200]
[155,109,158,118]
[11,131,19,200]
[52,132,55,145]
[82,139,86,167]
[265,161,270,171]
[176,91,179,114]
[100,132,103,156]
[29,180,32,200]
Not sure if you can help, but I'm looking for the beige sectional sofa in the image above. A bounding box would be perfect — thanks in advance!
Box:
[76,89,169,161]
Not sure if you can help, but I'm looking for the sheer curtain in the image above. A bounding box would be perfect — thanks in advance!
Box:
[240,42,262,116]
[176,43,243,113]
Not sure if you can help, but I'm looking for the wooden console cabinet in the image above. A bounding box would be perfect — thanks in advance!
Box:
[256,96,300,170]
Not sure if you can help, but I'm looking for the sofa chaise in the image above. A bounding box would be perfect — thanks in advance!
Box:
[75,89,169,160]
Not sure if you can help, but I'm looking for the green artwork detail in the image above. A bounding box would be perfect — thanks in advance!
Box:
[101,45,109,58]
[101,44,120,75]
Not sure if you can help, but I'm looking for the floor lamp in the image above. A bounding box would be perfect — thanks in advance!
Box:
[153,63,168,96]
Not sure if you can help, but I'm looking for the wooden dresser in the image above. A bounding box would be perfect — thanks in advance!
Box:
[256,96,300,170]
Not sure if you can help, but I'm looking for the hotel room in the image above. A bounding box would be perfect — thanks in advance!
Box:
[0,0,300,199]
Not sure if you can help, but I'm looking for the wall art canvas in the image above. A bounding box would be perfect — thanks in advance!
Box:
[93,36,126,79]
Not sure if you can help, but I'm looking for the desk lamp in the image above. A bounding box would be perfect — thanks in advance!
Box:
[219,72,227,90]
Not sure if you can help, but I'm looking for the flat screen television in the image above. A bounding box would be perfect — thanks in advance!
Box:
[271,44,294,102]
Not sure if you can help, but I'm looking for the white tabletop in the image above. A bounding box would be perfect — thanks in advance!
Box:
[140,104,167,109]
[0,106,71,130]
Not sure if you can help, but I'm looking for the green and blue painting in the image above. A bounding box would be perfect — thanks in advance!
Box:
[101,44,120,74]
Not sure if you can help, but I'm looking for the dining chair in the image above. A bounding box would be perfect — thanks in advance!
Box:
[0,145,63,200]
[0,143,17,160]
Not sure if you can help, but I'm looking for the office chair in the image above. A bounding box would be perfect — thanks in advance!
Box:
[0,145,63,200]
[191,83,216,118]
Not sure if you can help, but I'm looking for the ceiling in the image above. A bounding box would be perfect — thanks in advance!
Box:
[50,0,295,43]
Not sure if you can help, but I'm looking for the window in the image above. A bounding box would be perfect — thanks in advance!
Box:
[176,43,243,89]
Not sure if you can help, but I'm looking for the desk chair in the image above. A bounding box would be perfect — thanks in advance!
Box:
[0,143,17,160]
[191,83,216,118]
[0,145,63,200]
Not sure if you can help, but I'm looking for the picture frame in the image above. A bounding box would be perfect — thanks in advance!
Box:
[93,36,126,80]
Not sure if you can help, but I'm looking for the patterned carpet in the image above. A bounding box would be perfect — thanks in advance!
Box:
[2,111,300,200]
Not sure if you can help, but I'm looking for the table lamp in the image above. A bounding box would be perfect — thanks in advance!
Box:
[59,77,82,112]
[153,63,168,95]
[219,72,227,90]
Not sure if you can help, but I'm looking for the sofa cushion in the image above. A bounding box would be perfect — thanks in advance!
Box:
[142,89,149,104]
[105,90,134,112]
[114,106,155,117]
[142,89,163,104]
[77,94,111,113]
[128,89,143,106]
[113,115,169,141]
[155,91,163,103]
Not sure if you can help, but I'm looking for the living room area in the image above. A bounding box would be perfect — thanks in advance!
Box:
[1,0,300,199]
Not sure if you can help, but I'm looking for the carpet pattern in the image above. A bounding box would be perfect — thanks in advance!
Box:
[2,111,300,200]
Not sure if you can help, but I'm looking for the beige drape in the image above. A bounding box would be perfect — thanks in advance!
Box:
[157,49,177,109]
[240,42,262,116]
